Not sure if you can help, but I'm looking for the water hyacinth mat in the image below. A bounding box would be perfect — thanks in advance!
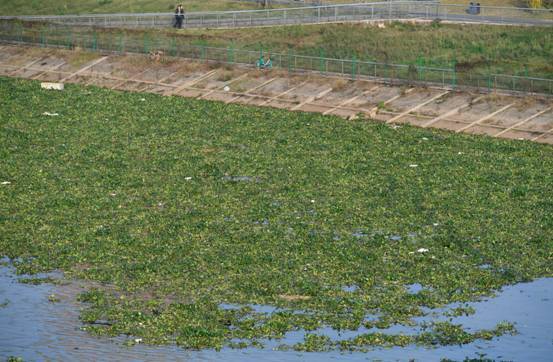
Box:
[0,77,552,351]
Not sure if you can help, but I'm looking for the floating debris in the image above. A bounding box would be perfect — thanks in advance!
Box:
[352,230,369,238]
[40,82,64,90]
[342,285,359,293]
[279,294,311,302]
[222,176,259,182]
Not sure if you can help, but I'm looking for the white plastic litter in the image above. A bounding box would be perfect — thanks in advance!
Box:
[409,164,418,168]
[42,112,59,116]
[41,82,64,90]
[223,86,230,92]
[417,248,429,253]
[185,177,193,181]
[1,181,11,185]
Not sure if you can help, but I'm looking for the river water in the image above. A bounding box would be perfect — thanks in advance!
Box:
[0,262,552,362]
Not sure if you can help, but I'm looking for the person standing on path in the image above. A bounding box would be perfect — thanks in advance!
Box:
[174,4,184,29]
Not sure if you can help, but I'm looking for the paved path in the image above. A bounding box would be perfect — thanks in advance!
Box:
[2,2,551,29]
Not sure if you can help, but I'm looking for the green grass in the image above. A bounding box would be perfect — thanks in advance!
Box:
[172,22,553,77]
[8,20,551,79]
[0,0,261,16]
[1,77,552,351]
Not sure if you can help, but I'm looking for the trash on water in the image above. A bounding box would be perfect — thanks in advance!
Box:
[40,82,64,91]
[222,176,258,182]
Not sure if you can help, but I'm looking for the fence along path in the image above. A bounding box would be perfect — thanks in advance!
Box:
[0,20,552,96]
[1,2,552,28]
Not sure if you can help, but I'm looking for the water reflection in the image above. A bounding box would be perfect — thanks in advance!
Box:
[0,262,552,361]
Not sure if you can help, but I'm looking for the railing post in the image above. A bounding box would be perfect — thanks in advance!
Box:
[66,31,73,49]
[170,37,177,56]
[40,29,45,47]
[17,24,23,43]
[287,48,292,73]
[118,33,124,53]
[228,44,234,64]
[452,59,457,89]
[92,31,97,52]
[143,34,150,54]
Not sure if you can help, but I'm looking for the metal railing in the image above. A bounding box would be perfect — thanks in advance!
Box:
[0,21,551,95]
[1,2,551,29]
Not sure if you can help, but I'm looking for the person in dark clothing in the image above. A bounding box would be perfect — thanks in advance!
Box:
[476,3,481,14]
[174,4,184,29]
